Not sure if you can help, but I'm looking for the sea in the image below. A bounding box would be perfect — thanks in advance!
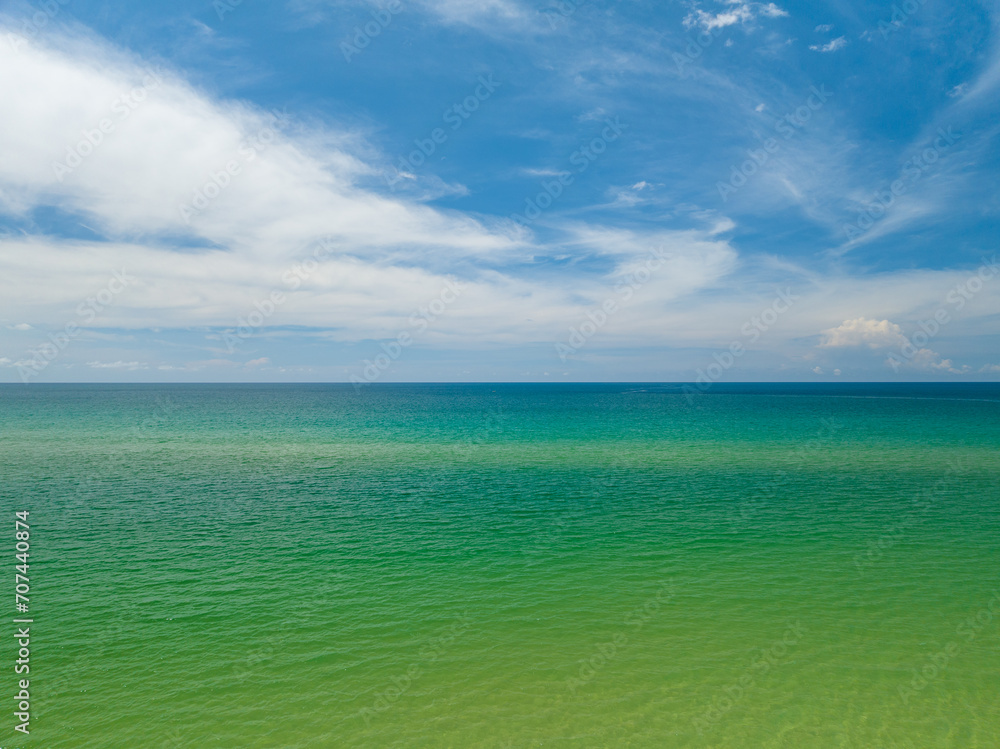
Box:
[1,383,998,748]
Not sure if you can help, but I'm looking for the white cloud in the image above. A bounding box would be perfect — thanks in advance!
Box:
[86,360,148,370]
[602,180,663,208]
[578,107,608,122]
[819,319,977,375]
[820,318,907,348]
[2,15,997,382]
[7,323,32,330]
[757,3,787,18]
[683,2,788,32]
[886,349,970,374]
[288,0,533,32]
[519,167,571,178]
[809,36,846,53]
[0,226,741,346]
[0,26,745,350]
[423,0,527,25]
[814,24,833,32]
[0,29,515,261]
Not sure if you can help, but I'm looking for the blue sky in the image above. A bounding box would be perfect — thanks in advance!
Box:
[0,0,997,382]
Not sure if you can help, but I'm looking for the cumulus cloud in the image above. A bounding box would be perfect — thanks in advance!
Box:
[916,351,964,371]
[888,349,970,374]
[819,318,975,374]
[819,318,907,348]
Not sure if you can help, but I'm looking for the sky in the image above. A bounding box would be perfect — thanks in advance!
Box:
[0,0,998,383]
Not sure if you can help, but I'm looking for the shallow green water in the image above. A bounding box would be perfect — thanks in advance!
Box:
[1,383,999,748]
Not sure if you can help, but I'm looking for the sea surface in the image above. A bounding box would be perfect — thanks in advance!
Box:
[1,383,999,748]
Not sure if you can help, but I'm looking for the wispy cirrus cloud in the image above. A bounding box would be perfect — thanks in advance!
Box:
[289,0,538,33]
[421,0,530,27]
[86,360,148,370]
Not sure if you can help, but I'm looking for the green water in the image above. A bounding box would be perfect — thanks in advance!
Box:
[1,383,999,748]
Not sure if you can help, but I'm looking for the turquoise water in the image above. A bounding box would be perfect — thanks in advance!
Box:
[1,383,999,748]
